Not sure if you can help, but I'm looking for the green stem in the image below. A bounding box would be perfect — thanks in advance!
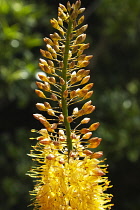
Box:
[62,20,73,157]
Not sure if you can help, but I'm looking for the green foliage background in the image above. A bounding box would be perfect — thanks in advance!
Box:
[0,0,140,209]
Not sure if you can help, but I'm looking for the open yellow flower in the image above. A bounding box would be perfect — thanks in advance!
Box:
[28,1,113,209]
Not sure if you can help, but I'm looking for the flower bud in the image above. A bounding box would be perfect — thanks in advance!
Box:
[80,128,90,134]
[43,82,51,92]
[78,8,85,14]
[75,34,86,44]
[47,109,55,116]
[82,132,92,139]
[50,18,59,29]
[81,117,90,124]
[67,116,73,123]
[69,61,75,68]
[43,37,53,45]
[78,60,89,68]
[36,81,44,89]
[72,107,79,115]
[85,105,95,115]
[46,154,55,160]
[59,114,64,122]
[76,24,88,36]
[59,3,67,12]
[84,91,94,99]
[70,76,77,84]
[78,15,84,25]
[59,129,65,136]
[83,150,93,156]
[38,74,48,82]
[80,76,90,84]
[91,151,103,159]
[35,89,46,98]
[60,77,65,85]
[59,158,65,164]
[67,1,71,12]
[40,139,52,145]
[63,90,68,98]
[89,122,100,131]
[93,168,105,176]
[36,103,46,111]
[51,93,58,101]
[44,102,52,109]
[88,137,102,148]
[70,90,77,99]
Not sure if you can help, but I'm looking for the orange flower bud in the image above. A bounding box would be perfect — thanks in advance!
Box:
[51,93,58,101]
[59,114,64,122]
[47,60,54,67]
[83,150,93,156]
[59,158,65,164]
[89,122,100,131]
[80,128,90,134]
[80,76,90,84]
[84,105,95,114]
[44,102,52,109]
[82,100,92,109]
[40,139,52,145]
[93,168,105,176]
[88,137,102,148]
[69,61,75,68]
[72,107,79,115]
[47,109,55,116]
[60,77,65,85]
[36,103,46,111]
[78,61,90,68]
[33,113,43,120]
[91,151,103,159]
[84,91,94,99]
[82,132,92,139]
[81,117,90,124]
[48,77,56,83]
[53,141,60,146]
[39,58,48,65]
[70,90,77,99]
[82,83,94,91]
[59,136,66,142]
[36,81,44,89]
[38,74,48,82]
[59,129,65,136]
[67,116,73,123]
[35,89,46,98]
[70,76,77,84]
[51,123,58,129]
[43,37,53,45]
[46,154,55,160]
[70,133,77,139]
[63,90,68,98]
[43,82,51,92]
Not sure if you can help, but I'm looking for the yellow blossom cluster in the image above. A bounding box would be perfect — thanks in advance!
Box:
[28,1,113,209]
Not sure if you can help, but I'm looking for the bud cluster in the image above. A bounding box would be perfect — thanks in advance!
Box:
[28,1,113,209]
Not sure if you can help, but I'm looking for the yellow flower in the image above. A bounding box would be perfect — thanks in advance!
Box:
[28,1,113,209]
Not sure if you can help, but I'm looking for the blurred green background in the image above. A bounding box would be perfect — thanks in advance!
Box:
[0,0,140,209]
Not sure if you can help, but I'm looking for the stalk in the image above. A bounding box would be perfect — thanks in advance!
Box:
[61,20,73,156]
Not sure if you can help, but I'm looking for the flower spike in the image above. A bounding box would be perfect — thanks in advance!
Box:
[28,1,113,209]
